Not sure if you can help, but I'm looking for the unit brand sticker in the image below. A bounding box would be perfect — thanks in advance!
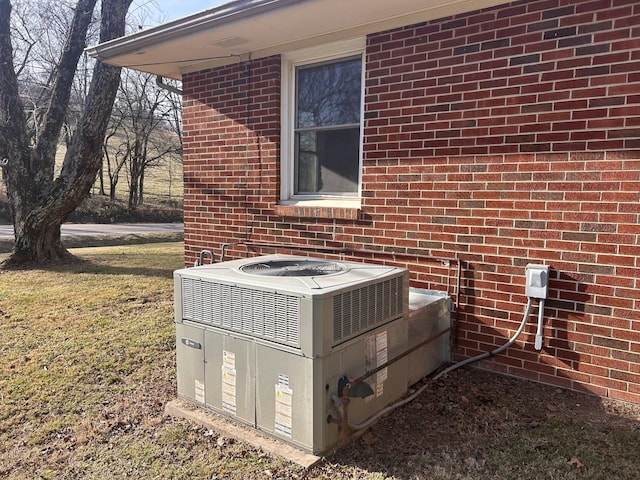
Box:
[364,335,376,402]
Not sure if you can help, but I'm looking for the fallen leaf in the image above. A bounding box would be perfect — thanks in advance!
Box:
[567,456,584,469]
[361,432,377,445]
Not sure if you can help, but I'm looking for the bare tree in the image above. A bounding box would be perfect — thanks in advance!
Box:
[0,0,133,266]
[104,69,181,209]
[102,112,128,200]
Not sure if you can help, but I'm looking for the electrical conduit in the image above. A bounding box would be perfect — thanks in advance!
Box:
[349,297,536,433]
[433,297,535,381]
[535,299,545,351]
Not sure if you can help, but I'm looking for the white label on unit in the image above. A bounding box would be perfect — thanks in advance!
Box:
[222,351,237,415]
[364,335,377,403]
[274,383,293,438]
[222,366,237,415]
[278,373,289,387]
[376,330,388,395]
[223,350,236,370]
[194,379,205,404]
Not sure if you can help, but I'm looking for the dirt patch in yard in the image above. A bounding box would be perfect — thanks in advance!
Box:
[312,367,640,479]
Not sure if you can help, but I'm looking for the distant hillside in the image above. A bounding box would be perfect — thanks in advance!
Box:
[0,141,183,224]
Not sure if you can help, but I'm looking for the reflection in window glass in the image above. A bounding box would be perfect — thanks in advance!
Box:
[294,56,362,195]
[296,128,360,194]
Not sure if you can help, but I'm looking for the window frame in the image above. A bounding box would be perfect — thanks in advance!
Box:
[280,38,366,207]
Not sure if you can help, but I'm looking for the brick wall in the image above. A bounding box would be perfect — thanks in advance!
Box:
[182,0,640,403]
[182,57,281,262]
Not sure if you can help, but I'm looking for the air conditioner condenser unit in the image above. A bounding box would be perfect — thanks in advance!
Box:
[173,254,449,454]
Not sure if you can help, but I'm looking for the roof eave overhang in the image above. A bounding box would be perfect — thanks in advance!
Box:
[87,0,509,80]
[86,0,300,69]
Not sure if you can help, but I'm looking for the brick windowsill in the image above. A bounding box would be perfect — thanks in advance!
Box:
[273,204,361,220]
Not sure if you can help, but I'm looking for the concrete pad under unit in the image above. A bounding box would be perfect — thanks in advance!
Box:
[164,399,322,469]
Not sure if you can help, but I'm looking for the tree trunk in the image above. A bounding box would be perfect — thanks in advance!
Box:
[138,168,145,205]
[0,0,133,267]
[13,222,68,263]
[98,162,106,196]
[128,152,142,209]
[128,174,139,208]
[109,176,119,200]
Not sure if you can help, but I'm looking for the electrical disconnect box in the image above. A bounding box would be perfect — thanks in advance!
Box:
[525,264,549,299]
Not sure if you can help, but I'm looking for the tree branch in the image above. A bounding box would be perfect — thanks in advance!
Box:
[33,0,99,187]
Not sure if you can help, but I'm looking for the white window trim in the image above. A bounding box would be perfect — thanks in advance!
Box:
[280,37,366,208]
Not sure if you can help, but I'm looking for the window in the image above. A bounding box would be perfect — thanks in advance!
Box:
[281,38,365,205]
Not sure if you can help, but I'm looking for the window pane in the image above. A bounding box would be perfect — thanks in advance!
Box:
[295,128,360,194]
[296,57,362,128]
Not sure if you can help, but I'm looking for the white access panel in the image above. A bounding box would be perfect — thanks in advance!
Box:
[175,323,205,405]
[203,330,256,426]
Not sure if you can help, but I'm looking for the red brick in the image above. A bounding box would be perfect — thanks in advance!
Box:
[180,1,640,404]
[610,390,640,404]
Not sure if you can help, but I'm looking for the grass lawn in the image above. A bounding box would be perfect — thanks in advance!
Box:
[1,243,638,479]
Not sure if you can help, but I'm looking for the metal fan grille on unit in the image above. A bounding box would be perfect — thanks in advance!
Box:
[240,260,346,277]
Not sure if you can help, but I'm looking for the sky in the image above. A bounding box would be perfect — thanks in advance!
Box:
[151,0,230,23]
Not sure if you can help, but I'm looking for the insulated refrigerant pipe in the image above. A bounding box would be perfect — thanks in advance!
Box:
[348,380,429,432]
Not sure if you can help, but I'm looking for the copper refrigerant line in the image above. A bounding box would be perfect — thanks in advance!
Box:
[341,326,453,433]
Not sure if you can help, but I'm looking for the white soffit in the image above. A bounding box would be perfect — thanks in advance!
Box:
[87,0,509,80]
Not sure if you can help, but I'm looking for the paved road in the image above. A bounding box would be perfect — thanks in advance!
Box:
[0,223,183,239]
